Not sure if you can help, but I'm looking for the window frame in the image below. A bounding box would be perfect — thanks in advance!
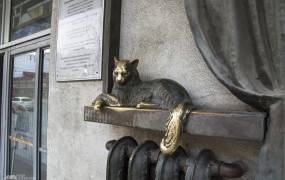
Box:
[0,0,51,49]
[0,0,52,178]
[0,34,50,180]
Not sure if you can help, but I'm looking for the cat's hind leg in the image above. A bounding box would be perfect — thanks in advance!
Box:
[160,102,192,154]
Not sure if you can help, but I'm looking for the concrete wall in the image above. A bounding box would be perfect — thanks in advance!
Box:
[48,0,259,179]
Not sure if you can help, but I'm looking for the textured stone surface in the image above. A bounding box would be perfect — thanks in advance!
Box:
[120,0,253,111]
[48,0,258,179]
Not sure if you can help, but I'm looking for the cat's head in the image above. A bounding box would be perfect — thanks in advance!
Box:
[113,57,140,85]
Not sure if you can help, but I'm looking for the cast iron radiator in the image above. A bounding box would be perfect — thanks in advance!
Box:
[106,136,244,180]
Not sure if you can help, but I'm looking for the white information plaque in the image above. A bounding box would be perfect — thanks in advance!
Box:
[57,0,104,81]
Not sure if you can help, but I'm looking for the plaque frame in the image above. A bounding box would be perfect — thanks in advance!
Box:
[56,0,121,82]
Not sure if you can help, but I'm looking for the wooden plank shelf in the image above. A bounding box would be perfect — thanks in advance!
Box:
[84,106,266,142]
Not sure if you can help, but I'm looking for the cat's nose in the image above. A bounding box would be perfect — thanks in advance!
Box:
[117,75,122,81]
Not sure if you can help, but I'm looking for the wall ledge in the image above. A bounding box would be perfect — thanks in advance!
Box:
[84,106,266,142]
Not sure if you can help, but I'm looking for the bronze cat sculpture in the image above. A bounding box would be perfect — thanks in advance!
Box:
[93,57,193,154]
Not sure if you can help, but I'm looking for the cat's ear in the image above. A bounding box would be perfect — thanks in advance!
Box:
[114,57,120,64]
[131,59,139,68]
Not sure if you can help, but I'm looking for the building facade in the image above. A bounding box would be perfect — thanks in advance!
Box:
[0,0,283,180]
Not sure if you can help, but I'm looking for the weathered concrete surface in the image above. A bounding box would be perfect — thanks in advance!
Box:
[48,0,258,179]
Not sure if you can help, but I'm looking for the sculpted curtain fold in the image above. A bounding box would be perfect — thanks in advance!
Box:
[185,0,285,179]
[185,0,284,110]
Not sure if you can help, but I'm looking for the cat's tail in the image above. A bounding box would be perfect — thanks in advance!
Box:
[160,102,192,154]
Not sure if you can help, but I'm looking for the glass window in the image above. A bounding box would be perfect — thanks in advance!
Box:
[7,47,49,180]
[9,51,36,179]
[10,0,52,41]
[12,97,19,101]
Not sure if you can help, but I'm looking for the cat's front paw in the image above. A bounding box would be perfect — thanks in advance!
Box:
[94,100,104,111]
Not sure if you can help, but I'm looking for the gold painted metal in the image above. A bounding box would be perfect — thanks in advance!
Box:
[136,102,161,109]
[87,105,165,112]
[94,99,104,110]
[160,103,191,154]
[191,111,238,116]
[113,57,130,84]
[89,106,235,115]
[93,94,122,110]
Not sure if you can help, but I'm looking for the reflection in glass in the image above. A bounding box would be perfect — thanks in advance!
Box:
[9,51,36,178]
[9,141,33,178]
[40,152,47,180]
[10,0,52,41]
